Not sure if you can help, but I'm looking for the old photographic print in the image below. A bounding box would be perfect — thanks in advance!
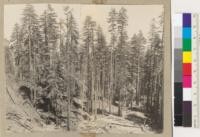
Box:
[4,4,164,134]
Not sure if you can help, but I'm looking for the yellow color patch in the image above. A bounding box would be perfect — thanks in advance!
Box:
[183,52,192,63]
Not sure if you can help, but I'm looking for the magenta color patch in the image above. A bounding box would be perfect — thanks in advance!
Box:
[183,76,192,87]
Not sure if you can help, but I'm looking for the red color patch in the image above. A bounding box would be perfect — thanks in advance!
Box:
[183,63,191,76]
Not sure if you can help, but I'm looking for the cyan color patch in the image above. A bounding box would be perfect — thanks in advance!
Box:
[183,27,191,39]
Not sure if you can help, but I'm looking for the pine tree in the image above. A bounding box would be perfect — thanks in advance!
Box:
[10,23,22,79]
[18,4,42,104]
[39,4,59,81]
[5,39,14,75]
[63,6,79,130]
[115,7,129,116]
[157,12,164,129]
[107,8,118,113]
[82,16,96,114]
[20,4,42,82]
[94,25,107,115]
[130,31,146,106]
[144,18,162,118]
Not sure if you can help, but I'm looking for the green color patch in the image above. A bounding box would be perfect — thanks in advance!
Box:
[183,39,191,51]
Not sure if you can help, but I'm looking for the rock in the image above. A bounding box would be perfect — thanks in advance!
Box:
[73,98,82,108]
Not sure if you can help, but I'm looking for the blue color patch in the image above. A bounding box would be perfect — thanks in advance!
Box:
[183,27,191,39]
[183,13,191,27]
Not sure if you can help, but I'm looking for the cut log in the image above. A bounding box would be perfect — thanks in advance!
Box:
[6,87,15,104]
[109,122,141,128]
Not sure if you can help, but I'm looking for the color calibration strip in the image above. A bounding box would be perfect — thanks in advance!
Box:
[183,13,192,127]
[174,13,183,126]
[174,13,192,127]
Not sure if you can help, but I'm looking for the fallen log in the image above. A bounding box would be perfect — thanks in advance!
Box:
[9,118,32,131]
[6,87,15,104]
[109,122,141,128]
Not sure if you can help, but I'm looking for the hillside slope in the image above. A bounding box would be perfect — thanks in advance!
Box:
[6,77,45,132]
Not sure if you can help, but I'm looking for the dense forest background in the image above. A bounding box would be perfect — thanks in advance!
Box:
[5,4,164,133]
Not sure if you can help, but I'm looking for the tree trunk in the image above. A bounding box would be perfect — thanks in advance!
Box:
[66,61,71,130]
[98,71,101,111]
[109,48,113,114]
[66,16,71,130]
[80,56,84,111]
[101,68,105,115]
[136,55,140,106]
[118,89,122,116]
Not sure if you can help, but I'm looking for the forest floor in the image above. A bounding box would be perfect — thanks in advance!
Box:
[78,104,155,134]
[5,77,155,134]
[78,113,154,134]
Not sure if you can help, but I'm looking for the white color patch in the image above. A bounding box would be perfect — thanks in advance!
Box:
[173,14,182,27]
[183,88,192,101]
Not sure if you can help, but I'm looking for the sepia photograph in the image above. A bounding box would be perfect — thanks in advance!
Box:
[4,3,164,134]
